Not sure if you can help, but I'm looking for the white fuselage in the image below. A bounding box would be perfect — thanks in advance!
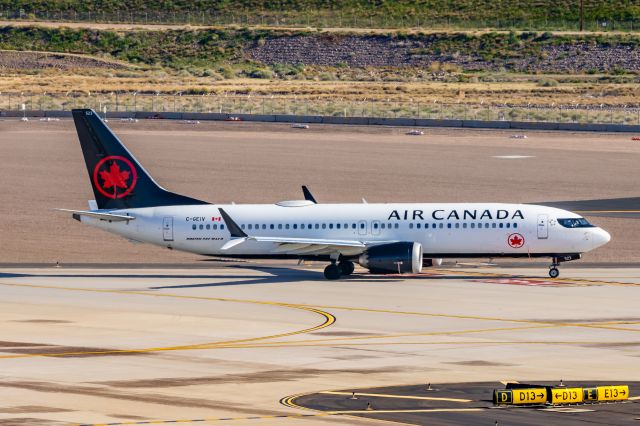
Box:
[78,202,611,259]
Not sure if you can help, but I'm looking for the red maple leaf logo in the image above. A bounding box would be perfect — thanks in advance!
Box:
[508,233,524,248]
[92,156,137,199]
[99,161,130,193]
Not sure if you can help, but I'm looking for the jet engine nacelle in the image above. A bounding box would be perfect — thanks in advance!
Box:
[358,242,423,274]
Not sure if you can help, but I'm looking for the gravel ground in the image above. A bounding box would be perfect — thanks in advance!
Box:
[0,50,128,70]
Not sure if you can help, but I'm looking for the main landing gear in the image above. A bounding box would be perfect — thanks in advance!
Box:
[324,260,355,280]
[549,257,560,278]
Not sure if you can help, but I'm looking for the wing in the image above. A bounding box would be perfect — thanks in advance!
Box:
[217,208,387,256]
[221,235,370,256]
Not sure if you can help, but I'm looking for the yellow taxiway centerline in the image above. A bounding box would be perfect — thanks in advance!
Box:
[0,276,639,358]
[320,390,472,403]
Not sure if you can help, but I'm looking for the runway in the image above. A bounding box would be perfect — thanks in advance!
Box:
[0,265,639,424]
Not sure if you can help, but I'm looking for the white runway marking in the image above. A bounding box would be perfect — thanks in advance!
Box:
[492,155,535,159]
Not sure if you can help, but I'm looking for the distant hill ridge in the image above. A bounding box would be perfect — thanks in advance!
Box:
[1,0,640,21]
[3,25,640,75]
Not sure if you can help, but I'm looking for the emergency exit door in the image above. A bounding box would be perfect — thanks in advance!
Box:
[163,217,174,241]
[537,214,548,239]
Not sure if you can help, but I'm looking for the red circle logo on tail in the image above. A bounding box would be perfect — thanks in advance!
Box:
[507,233,525,248]
[93,156,138,199]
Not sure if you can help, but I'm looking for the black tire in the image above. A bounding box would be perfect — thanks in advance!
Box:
[549,267,560,278]
[339,260,355,276]
[324,264,341,280]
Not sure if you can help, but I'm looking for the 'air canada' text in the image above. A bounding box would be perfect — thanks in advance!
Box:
[388,209,525,221]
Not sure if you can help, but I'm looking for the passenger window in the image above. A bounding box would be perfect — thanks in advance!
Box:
[513,223,518,228]
[485,223,489,228]
[221,224,225,230]
[309,224,312,229]
[463,223,467,229]
[470,223,475,229]
[206,224,210,230]
[248,224,253,230]
[499,223,503,228]
[199,224,203,230]
[344,223,348,228]
[301,224,305,229]
[262,224,266,230]
[381,223,385,229]
[374,223,379,229]
[438,223,443,229]
[337,224,341,229]
[322,224,326,229]
[241,224,245,229]
[285,224,290,229]
[506,223,510,228]
[447,223,451,229]
[352,223,356,229]
[416,223,421,229]
[492,223,496,228]
[394,223,399,229]
[315,224,319,229]
[360,223,365,229]
[329,224,333,229]
[409,223,414,229]
[270,224,274,230]
[213,224,218,230]
[293,224,297,229]
[455,223,460,228]
[192,224,196,230]
[278,224,283,229]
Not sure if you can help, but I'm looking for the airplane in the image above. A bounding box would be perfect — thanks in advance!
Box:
[60,108,611,280]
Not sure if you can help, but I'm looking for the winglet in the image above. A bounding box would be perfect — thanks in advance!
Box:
[218,208,248,238]
[302,185,317,204]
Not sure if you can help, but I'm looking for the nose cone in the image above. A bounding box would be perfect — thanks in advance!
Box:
[591,228,611,249]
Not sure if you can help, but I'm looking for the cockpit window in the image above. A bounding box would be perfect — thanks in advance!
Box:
[558,218,594,228]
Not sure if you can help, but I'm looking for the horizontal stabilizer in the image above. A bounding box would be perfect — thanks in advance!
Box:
[56,209,135,222]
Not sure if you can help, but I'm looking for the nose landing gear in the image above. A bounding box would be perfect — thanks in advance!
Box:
[549,256,561,278]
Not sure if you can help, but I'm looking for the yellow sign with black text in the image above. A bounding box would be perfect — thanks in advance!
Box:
[513,388,547,404]
[596,385,629,401]
[494,388,547,405]
[551,388,583,405]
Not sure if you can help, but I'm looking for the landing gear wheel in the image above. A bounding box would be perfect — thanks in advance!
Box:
[339,260,355,276]
[549,267,560,278]
[324,264,341,280]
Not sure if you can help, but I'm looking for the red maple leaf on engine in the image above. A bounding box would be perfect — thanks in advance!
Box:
[509,234,523,247]
[99,161,130,194]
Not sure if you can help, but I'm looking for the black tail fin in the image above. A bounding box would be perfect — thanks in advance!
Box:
[72,109,208,209]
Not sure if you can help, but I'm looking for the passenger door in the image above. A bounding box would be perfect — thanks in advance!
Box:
[537,214,548,239]
[163,217,174,241]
